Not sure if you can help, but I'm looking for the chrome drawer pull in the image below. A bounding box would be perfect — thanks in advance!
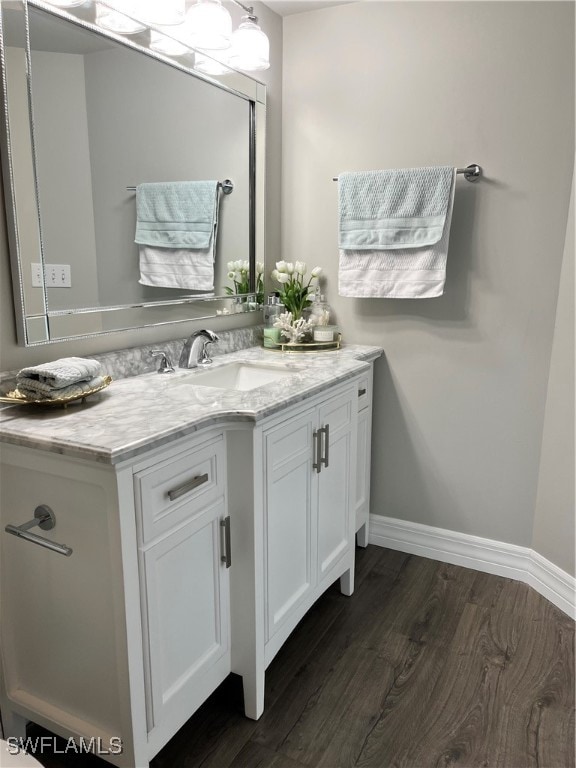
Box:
[321,424,330,468]
[5,505,72,557]
[358,388,367,397]
[167,473,209,502]
[220,517,231,568]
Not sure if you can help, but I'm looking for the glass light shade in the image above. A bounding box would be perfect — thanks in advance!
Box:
[47,1,86,7]
[95,2,146,35]
[228,16,270,71]
[137,0,185,27]
[194,51,231,76]
[186,0,232,51]
[149,30,189,57]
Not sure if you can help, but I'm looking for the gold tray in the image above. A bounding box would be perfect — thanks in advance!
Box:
[274,335,342,353]
[0,376,112,408]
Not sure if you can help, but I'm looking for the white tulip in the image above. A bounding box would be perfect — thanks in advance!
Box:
[276,272,290,284]
[227,271,235,279]
[227,261,235,271]
[256,262,264,275]
[294,261,307,276]
[311,266,323,278]
[285,262,295,275]
[271,269,280,281]
[276,261,288,273]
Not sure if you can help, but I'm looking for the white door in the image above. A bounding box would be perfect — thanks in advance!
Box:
[263,408,315,641]
[142,496,229,732]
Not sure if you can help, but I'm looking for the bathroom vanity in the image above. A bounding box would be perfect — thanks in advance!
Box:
[0,345,379,768]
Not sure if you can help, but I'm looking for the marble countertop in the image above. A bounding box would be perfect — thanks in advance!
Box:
[0,345,382,465]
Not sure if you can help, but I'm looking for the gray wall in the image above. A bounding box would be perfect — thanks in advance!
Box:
[282,2,574,556]
[31,50,100,312]
[0,1,282,371]
[532,168,575,576]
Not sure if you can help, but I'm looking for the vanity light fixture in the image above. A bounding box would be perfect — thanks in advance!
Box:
[138,0,186,27]
[149,30,190,56]
[186,0,233,51]
[193,50,232,76]
[228,10,270,71]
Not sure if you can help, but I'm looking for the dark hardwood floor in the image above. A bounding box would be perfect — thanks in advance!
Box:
[26,546,575,768]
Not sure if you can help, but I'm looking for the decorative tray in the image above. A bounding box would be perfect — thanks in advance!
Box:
[270,335,342,353]
[0,375,112,408]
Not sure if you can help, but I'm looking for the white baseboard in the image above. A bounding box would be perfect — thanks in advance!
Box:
[369,514,576,619]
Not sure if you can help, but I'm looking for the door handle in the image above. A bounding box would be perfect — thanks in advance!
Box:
[167,473,209,501]
[220,516,231,568]
[312,429,322,473]
[321,424,330,468]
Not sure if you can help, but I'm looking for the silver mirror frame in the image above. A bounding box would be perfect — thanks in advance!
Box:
[0,0,266,346]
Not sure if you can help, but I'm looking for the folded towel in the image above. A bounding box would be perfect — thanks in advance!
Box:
[134,181,219,249]
[17,357,102,390]
[338,167,456,298]
[138,246,215,292]
[339,167,454,250]
[16,375,106,401]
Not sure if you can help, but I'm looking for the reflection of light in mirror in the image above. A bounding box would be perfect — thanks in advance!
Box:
[137,0,186,27]
[186,0,232,51]
[149,30,189,56]
[95,1,146,35]
[194,50,231,76]
[46,0,85,7]
[229,14,270,71]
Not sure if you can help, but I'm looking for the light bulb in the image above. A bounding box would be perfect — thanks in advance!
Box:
[228,15,269,71]
[186,0,232,51]
[95,1,146,35]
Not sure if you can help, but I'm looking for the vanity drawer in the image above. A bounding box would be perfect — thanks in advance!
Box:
[356,371,372,412]
[135,436,225,545]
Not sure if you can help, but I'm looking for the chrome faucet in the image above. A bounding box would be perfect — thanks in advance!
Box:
[179,330,219,368]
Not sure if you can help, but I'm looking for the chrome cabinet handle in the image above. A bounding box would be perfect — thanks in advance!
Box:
[312,429,322,473]
[220,516,231,568]
[321,424,330,468]
[5,505,72,557]
[167,473,209,501]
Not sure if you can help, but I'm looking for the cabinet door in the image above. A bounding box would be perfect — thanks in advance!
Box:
[263,408,315,641]
[141,497,230,734]
[317,391,354,582]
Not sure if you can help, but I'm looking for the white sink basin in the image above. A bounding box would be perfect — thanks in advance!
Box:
[185,362,299,391]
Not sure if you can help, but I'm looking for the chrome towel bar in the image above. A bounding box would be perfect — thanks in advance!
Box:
[126,179,234,194]
[333,164,482,183]
[5,505,73,557]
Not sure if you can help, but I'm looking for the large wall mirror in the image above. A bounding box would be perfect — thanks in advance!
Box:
[0,0,266,345]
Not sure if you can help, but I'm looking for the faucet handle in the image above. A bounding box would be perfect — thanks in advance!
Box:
[151,350,175,374]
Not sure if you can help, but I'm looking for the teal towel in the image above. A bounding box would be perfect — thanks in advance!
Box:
[135,181,219,249]
[339,167,454,250]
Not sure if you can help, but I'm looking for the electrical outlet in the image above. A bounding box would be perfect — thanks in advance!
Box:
[31,263,43,287]
[44,264,72,288]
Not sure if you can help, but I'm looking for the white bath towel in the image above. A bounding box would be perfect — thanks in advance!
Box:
[338,167,456,298]
[138,246,215,292]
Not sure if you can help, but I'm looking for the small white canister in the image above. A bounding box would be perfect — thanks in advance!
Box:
[313,325,339,342]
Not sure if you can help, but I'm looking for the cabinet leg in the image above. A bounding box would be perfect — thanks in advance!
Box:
[340,566,354,597]
[242,669,265,720]
[0,708,27,740]
[356,522,369,548]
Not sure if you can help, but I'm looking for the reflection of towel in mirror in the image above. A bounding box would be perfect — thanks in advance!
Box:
[135,181,219,291]
[338,167,456,298]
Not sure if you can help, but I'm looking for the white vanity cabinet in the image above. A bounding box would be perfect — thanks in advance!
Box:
[354,366,374,548]
[0,429,232,768]
[229,379,358,721]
